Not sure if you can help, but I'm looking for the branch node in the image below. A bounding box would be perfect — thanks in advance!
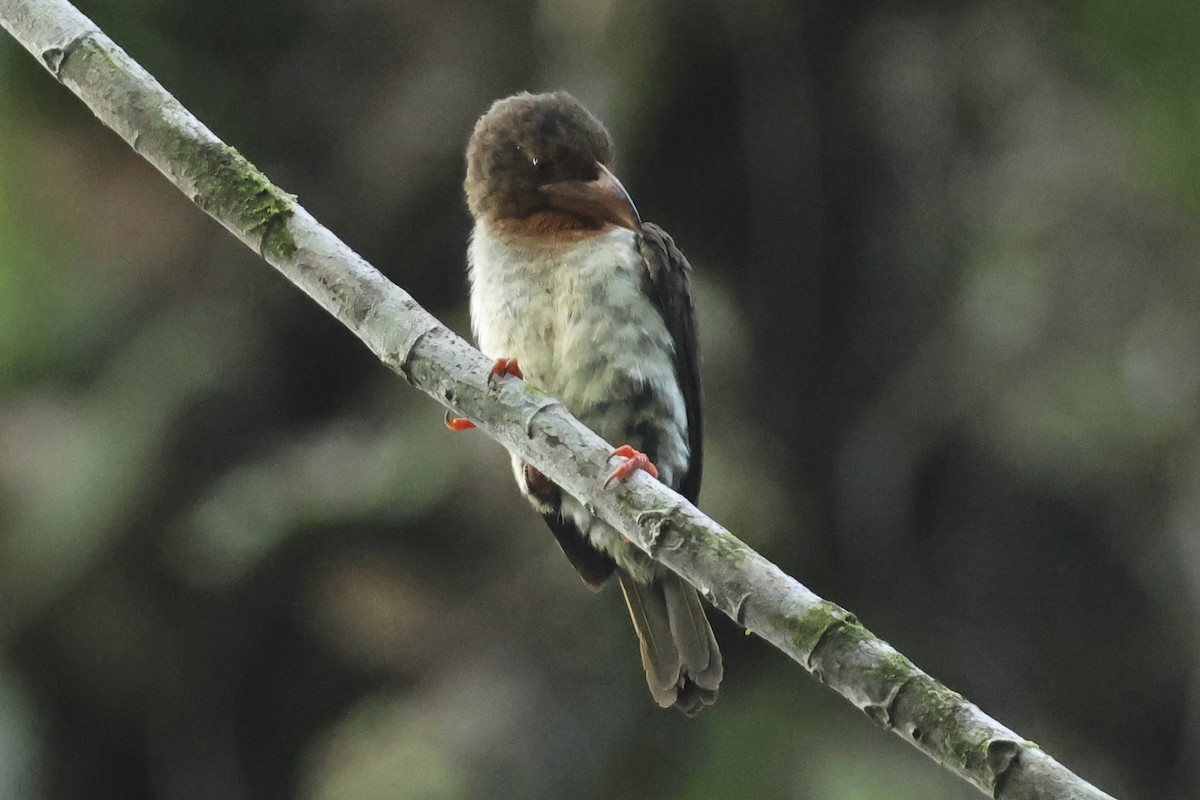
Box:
[397,323,438,385]
[41,32,87,77]
[882,674,917,729]
[728,589,752,626]
[863,673,917,730]
[523,398,563,439]
[41,46,65,74]
[986,738,1023,797]
[805,615,851,671]
[635,502,687,553]
[863,703,889,727]
[257,211,291,261]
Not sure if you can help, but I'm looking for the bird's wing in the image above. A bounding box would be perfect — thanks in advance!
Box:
[638,222,703,503]
[522,465,616,589]
[543,510,617,589]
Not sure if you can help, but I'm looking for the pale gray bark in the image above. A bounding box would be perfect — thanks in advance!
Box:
[0,1,1118,798]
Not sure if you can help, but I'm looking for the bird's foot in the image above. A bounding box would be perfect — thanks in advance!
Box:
[444,409,476,431]
[445,358,525,431]
[487,357,523,388]
[604,445,659,488]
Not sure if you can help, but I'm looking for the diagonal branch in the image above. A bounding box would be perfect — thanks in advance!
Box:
[0,2,1116,798]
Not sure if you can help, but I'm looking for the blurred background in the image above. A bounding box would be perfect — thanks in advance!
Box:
[0,0,1196,797]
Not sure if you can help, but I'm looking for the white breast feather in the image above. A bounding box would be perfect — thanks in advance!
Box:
[468,223,689,579]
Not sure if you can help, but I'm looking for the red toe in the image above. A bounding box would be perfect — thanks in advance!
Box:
[604,446,659,487]
[487,357,523,386]
[444,409,476,431]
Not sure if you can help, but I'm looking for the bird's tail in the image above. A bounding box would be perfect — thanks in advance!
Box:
[618,570,722,714]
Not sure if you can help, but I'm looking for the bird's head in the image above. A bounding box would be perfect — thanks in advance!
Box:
[464,91,641,232]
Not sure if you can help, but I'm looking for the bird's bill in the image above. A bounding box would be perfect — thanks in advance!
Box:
[539,163,642,232]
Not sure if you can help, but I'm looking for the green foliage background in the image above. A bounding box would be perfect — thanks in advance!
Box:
[1,1,1197,798]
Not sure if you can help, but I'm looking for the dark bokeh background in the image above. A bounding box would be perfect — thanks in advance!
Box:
[1,1,1197,798]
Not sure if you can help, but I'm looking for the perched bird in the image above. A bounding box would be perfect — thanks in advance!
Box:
[456,91,721,714]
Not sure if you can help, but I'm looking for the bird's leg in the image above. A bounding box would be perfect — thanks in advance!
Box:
[445,357,525,431]
[604,445,659,487]
[523,463,557,504]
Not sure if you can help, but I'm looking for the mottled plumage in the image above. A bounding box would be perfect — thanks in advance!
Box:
[464,91,721,713]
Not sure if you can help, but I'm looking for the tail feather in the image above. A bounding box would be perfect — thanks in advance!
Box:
[618,574,680,704]
[618,570,722,714]
[663,574,723,690]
